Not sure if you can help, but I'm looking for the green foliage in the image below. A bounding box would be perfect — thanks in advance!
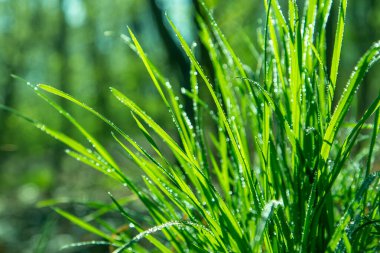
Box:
[6,0,380,252]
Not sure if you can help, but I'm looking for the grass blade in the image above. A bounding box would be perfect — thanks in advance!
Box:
[53,207,115,242]
[321,41,380,161]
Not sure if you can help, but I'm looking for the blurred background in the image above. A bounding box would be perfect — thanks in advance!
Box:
[0,0,379,252]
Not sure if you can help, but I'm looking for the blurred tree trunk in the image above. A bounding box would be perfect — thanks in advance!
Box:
[148,0,216,122]
[192,0,215,84]
[49,0,70,187]
[0,1,31,159]
[84,2,109,136]
[0,65,18,154]
[148,0,193,120]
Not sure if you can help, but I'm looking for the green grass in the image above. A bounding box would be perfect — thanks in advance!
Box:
[5,0,380,252]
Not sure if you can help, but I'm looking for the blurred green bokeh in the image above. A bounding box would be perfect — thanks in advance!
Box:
[0,0,379,252]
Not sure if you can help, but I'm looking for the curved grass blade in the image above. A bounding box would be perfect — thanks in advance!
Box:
[108,192,172,253]
[0,104,36,124]
[0,104,118,179]
[321,41,380,161]
[37,84,121,173]
[320,94,380,207]
[127,28,169,107]
[198,0,260,109]
[65,149,121,181]
[110,87,194,165]
[53,207,115,242]
[327,172,380,252]
[366,109,380,176]
[329,0,347,94]
[36,84,125,136]
[61,241,117,251]
[253,200,283,252]
[113,221,214,253]
[166,15,264,213]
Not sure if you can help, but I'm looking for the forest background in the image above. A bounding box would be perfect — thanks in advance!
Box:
[0,0,379,252]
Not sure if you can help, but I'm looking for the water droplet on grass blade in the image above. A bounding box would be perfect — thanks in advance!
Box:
[165,81,172,89]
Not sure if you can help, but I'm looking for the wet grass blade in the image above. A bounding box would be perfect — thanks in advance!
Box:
[329,0,347,93]
[53,207,115,242]
[321,41,380,161]
[37,84,121,172]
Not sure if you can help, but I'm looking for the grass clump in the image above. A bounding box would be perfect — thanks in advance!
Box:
[6,0,380,252]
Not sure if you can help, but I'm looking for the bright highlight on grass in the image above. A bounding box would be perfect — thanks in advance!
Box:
[7,0,380,252]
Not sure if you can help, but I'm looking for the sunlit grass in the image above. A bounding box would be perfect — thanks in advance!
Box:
[4,0,380,252]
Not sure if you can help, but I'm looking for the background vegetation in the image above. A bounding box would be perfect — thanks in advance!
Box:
[0,0,379,252]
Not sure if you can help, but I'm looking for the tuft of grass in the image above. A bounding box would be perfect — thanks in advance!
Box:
[5,0,380,252]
